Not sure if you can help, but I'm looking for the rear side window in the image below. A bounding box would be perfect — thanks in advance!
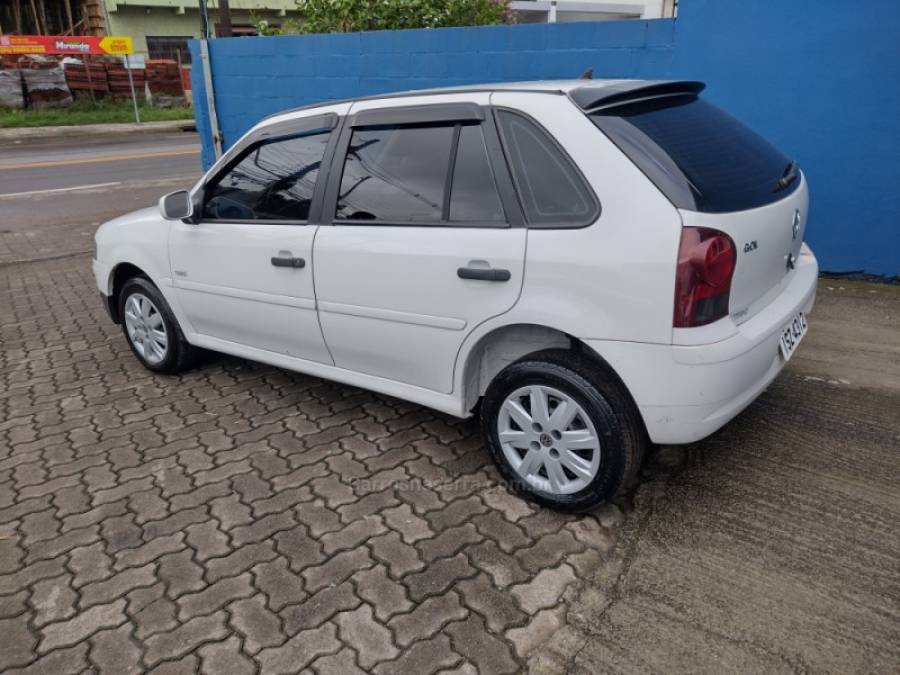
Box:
[496,110,597,227]
[335,122,506,225]
[203,131,331,222]
[589,96,798,213]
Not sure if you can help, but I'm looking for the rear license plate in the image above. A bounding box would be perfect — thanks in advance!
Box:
[779,311,807,361]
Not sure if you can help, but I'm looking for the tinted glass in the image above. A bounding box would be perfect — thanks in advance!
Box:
[449,124,505,222]
[203,131,330,221]
[497,110,595,226]
[336,124,454,222]
[589,97,796,212]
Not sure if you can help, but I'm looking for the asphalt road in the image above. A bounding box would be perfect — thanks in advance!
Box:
[0,131,202,263]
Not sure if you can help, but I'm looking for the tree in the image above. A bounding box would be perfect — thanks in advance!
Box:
[261,0,509,35]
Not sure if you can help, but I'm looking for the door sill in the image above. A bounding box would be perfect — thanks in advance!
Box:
[189,333,469,419]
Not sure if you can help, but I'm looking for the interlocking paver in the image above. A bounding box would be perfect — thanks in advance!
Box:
[30,574,77,626]
[388,591,468,647]
[446,613,518,674]
[404,553,477,602]
[252,556,307,610]
[176,572,254,620]
[256,623,340,674]
[458,572,528,632]
[38,598,127,653]
[142,611,228,667]
[280,581,361,634]
[197,635,255,675]
[228,595,284,654]
[0,251,630,673]
[89,624,142,675]
[127,582,178,640]
[311,647,368,675]
[373,633,462,675]
[334,604,399,668]
[510,564,578,614]
[368,531,425,578]
[353,564,412,621]
[302,547,374,593]
[0,615,38,669]
[114,534,184,571]
[382,503,433,544]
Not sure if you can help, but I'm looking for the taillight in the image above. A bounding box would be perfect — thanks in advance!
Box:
[673,227,736,328]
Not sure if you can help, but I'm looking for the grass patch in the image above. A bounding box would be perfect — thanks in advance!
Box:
[0,100,194,128]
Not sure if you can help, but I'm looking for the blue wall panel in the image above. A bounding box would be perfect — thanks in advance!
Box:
[668,0,900,274]
[190,1,899,273]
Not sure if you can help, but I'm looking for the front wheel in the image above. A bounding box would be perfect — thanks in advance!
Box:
[119,276,196,374]
[480,350,646,512]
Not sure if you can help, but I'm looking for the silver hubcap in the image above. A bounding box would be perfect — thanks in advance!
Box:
[124,293,168,365]
[497,385,601,495]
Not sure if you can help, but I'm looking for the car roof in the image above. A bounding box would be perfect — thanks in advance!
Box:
[261,79,705,125]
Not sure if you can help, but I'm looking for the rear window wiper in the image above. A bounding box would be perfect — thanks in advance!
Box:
[773,160,798,192]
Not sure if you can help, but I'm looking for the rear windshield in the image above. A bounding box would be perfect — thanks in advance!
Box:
[589,96,798,213]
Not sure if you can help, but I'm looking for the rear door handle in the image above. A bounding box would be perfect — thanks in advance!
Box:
[271,255,305,269]
[457,266,511,282]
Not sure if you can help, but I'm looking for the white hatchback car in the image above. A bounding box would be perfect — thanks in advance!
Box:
[94,79,817,511]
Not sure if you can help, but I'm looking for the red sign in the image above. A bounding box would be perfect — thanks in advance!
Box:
[0,35,134,56]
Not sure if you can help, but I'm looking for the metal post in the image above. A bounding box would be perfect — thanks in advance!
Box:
[198,0,210,39]
[549,1,558,23]
[199,38,222,158]
[125,54,140,124]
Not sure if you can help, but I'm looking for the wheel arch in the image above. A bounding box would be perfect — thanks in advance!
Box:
[457,322,640,416]
[102,262,150,323]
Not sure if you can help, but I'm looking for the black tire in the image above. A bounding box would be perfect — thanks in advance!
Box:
[118,276,196,374]
[480,349,646,512]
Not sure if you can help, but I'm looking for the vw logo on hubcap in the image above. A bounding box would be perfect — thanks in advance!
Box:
[539,433,553,447]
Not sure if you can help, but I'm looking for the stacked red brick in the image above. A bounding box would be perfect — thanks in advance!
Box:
[64,61,109,97]
[146,60,184,97]
[106,63,146,98]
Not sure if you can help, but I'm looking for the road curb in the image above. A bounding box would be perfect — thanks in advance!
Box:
[0,120,196,143]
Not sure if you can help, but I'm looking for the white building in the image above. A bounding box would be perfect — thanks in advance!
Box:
[509,0,677,22]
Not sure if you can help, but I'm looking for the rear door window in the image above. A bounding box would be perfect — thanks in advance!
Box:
[336,124,453,222]
[496,110,597,227]
[589,96,797,213]
[335,121,506,225]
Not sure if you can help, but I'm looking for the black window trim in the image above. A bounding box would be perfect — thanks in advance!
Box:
[350,102,484,127]
[492,107,601,230]
[195,113,340,226]
[321,103,524,229]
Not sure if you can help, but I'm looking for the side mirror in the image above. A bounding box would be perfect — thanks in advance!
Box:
[159,190,194,221]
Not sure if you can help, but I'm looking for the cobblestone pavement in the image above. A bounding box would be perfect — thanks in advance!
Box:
[3,197,899,673]
[1,252,622,674]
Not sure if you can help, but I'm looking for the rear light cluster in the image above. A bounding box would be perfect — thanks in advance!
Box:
[673,227,736,328]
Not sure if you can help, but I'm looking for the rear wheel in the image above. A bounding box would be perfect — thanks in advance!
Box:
[481,350,646,512]
[119,276,196,374]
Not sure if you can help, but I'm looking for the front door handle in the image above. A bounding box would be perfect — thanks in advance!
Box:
[271,254,305,269]
[457,266,511,282]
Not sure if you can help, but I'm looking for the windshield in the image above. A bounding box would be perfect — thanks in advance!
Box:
[589,96,798,213]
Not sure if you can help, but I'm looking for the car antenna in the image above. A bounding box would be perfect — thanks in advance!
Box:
[580,68,593,80]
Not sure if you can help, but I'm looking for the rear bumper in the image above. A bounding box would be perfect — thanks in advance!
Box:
[587,245,818,444]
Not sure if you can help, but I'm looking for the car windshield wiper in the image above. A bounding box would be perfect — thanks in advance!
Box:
[773,160,798,192]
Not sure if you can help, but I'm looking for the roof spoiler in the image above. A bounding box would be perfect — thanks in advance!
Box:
[570,80,706,111]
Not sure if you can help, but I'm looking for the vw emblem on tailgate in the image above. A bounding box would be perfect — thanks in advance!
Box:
[792,209,801,240]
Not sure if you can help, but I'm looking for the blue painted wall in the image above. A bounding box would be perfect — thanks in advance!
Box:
[190,0,900,274]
